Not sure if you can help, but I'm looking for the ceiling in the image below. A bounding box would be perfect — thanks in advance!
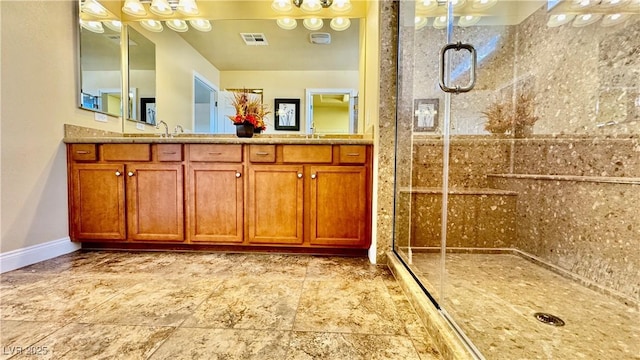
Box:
[176,19,360,71]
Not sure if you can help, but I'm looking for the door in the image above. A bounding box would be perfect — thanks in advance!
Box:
[309,166,369,247]
[247,165,304,244]
[126,163,184,241]
[70,164,126,240]
[194,76,218,133]
[187,163,244,243]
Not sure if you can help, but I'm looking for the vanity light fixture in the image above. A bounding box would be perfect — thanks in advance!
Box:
[189,19,212,32]
[81,0,109,18]
[166,19,188,32]
[140,19,164,32]
[572,13,602,26]
[104,20,122,32]
[303,17,324,30]
[569,0,598,9]
[177,0,199,15]
[471,0,498,10]
[601,13,630,26]
[122,0,147,16]
[149,0,173,16]
[415,16,428,30]
[450,0,467,8]
[272,0,293,13]
[331,0,352,12]
[547,13,575,27]
[417,0,438,11]
[433,15,447,29]
[600,0,630,7]
[300,0,323,13]
[276,17,298,30]
[330,17,351,31]
[459,15,481,27]
[80,19,105,33]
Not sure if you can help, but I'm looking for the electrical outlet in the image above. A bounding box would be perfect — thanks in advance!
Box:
[94,113,108,122]
[136,123,145,130]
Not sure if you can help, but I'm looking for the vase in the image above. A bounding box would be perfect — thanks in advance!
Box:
[235,124,254,138]
[254,128,262,134]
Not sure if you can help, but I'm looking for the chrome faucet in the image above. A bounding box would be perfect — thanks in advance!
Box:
[173,125,184,137]
[156,120,169,138]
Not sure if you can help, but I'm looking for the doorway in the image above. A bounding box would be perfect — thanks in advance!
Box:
[193,75,218,133]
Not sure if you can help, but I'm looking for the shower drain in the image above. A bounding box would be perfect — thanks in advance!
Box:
[534,312,565,327]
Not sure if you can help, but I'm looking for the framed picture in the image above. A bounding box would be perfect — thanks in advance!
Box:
[274,98,300,131]
[140,97,156,125]
[413,98,439,132]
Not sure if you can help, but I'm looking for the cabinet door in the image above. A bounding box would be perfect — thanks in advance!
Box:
[248,165,304,244]
[70,164,126,240]
[309,166,369,247]
[126,163,184,241]
[187,163,244,243]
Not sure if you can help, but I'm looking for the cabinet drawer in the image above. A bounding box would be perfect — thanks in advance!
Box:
[103,144,150,161]
[249,145,276,163]
[157,144,182,162]
[282,145,332,163]
[70,144,97,161]
[189,144,242,162]
[339,145,367,164]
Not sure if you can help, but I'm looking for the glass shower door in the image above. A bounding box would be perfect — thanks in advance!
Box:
[395,1,640,359]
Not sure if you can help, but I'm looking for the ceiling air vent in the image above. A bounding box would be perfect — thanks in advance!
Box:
[240,33,268,46]
[309,32,331,45]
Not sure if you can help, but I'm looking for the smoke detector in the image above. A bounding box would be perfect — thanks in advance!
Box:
[309,32,331,45]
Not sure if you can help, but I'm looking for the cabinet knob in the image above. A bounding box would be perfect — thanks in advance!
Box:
[235,172,242,178]
[127,171,135,177]
[297,173,303,179]
[115,171,122,177]
[311,174,317,179]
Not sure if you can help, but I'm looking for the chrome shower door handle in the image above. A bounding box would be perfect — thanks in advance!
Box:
[439,41,477,94]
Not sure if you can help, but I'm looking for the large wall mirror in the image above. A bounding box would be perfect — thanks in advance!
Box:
[78,0,369,135]
[78,1,123,117]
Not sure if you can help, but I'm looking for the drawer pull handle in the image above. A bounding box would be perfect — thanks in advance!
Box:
[162,151,177,155]
[115,171,122,177]
[236,172,242,178]
[311,173,317,179]
[76,150,91,154]
[127,171,135,177]
[255,152,270,156]
[208,152,222,155]
[297,173,303,179]
[347,153,361,156]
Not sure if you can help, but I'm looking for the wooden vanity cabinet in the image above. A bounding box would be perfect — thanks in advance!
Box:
[186,145,244,243]
[68,144,184,242]
[246,144,371,249]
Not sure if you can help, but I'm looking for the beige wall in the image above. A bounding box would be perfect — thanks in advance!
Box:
[221,70,359,134]
[1,1,120,253]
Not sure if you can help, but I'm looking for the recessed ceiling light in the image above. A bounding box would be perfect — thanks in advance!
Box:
[81,0,109,18]
[415,16,428,30]
[459,15,481,27]
[272,0,293,12]
[189,19,212,32]
[433,15,447,29]
[471,0,497,10]
[80,19,105,33]
[104,20,122,32]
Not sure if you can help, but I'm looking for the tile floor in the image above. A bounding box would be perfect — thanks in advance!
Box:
[405,252,640,360]
[1,251,442,360]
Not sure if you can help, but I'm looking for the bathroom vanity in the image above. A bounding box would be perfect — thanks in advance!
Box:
[64,135,373,254]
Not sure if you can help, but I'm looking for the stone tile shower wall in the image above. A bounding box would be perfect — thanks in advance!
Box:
[392,2,640,304]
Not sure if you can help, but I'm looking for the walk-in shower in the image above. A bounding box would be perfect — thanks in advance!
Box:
[392,1,639,358]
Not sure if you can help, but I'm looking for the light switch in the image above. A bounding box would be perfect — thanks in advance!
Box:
[94,113,108,122]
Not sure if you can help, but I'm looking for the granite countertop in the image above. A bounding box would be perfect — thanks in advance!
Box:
[63,124,374,145]
[63,135,374,145]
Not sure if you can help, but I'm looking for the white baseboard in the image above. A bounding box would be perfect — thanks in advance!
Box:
[0,237,80,273]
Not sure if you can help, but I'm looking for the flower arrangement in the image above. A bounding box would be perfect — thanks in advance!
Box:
[227,90,270,132]
[483,91,538,136]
